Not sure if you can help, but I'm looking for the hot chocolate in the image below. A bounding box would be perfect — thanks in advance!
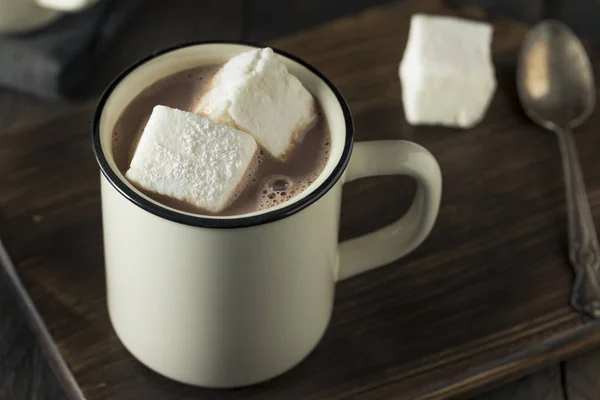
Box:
[112,64,331,216]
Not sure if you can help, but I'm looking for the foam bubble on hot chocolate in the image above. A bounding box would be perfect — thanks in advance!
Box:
[256,141,330,211]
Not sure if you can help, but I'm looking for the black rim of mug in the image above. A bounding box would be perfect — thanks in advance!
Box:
[91,40,354,229]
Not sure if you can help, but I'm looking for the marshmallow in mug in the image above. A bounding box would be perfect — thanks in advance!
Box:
[126,106,257,213]
[196,47,317,159]
[399,14,496,128]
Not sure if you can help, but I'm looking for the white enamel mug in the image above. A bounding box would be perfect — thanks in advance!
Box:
[0,0,97,34]
[92,42,442,388]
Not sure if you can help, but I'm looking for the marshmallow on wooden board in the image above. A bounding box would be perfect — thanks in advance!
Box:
[399,14,496,128]
[125,105,257,213]
[196,47,316,159]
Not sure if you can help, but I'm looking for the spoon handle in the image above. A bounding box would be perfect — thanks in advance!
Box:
[557,128,600,318]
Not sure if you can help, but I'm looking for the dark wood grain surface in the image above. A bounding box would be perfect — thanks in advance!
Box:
[0,239,84,400]
[0,252,68,400]
[3,0,600,399]
[476,367,566,400]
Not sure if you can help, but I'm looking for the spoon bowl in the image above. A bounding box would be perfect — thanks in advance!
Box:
[517,20,595,130]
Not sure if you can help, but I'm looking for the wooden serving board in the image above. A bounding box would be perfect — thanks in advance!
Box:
[3,0,600,399]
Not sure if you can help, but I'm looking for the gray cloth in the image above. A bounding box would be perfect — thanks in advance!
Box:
[0,0,142,99]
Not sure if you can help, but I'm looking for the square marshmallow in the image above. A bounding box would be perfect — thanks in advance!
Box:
[126,105,257,213]
[399,14,496,128]
[195,47,316,159]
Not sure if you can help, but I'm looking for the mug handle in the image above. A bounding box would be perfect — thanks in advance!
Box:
[336,141,442,281]
[36,0,98,12]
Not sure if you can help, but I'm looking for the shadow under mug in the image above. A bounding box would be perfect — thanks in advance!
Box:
[92,41,442,388]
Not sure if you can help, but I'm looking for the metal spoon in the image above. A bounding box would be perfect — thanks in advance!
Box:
[517,20,600,318]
